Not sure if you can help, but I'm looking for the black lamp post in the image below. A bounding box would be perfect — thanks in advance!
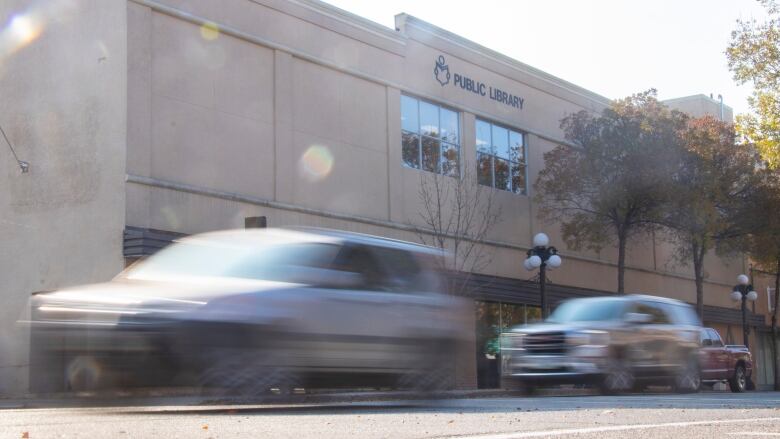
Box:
[730,274,758,348]
[524,233,562,319]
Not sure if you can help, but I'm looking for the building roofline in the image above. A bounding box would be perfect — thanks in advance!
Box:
[662,93,734,112]
[395,13,612,107]
[281,0,407,45]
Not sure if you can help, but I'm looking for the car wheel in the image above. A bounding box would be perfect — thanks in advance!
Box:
[65,355,112,392]
[729,365,747,393]
[600,356,634,395]
[674,357,701,393]
[397,363,454,393]
[198,349,298,399]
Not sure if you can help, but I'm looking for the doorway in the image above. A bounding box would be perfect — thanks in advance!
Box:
[475,301,541,389]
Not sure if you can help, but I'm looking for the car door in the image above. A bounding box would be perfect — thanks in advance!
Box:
[707,329,730,378]
[632,301,675,376]
[294,243,414,372]
[699,330,718,380]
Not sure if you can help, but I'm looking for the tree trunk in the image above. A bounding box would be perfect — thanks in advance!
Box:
[692,242,705,323]
[617,229,627,295]
[773,257,780,390]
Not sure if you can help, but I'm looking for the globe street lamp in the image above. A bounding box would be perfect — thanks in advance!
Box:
[524,233,562,319]
[731,274,758,348]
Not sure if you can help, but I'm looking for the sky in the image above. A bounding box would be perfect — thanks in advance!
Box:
[321,0,770,116]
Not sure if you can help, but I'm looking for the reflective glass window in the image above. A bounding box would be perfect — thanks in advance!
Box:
[400,95,460,176]
[419,101,439,138]
[440,108,459,145]
[401,95,419,133]
[475,119,527,194]
[402,131,420,169]
[476,120,492,153]
[492,125,509,158]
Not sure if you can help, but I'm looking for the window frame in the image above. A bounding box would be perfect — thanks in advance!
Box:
[401,94,462,177]
[474,118,528,195]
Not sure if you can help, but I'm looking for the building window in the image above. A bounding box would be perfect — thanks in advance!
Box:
[475,119,526,194]
[401,95,460,177]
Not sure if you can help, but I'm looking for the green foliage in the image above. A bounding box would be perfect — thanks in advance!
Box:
[663,116,764,319]
[727,0,780,166]
[535,90,684,293]
[732,169,780,270]
[737,93,780,167]
[666,116,762,253]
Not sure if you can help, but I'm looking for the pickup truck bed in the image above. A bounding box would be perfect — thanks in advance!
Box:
[699,328,753,392]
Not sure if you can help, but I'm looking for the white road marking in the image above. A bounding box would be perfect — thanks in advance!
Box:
[451,417,780,439]
[727,433,780,436]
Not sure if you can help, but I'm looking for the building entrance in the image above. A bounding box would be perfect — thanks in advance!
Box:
[475,300,541,389]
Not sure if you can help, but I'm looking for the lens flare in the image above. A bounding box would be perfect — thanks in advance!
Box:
[200,22,219,41]
[0,12,43,59]
[10,14,41,45]
[299,145,334,181]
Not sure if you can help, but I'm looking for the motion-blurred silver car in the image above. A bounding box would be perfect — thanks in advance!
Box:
[500,295,702,394]
[28,228,470,395]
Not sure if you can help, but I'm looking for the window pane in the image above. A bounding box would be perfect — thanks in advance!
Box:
[440,108,459,145]
[511,162,526,194]
[525,306,542,324]
[421,136,441,172]
[492,125,509,158]
[419,101,439,137]
[442,142,459,177]
[402,131,420,169]
[509,131,524,162]
[477,152,492,186]
[476,120,491,153]
[401,95,419,133]
[501,303,525,331]
[495,157,510,190]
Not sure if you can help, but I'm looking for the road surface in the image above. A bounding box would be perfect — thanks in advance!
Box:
[1,391,779,438]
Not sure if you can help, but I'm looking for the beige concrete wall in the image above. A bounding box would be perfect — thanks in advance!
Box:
[664,94,734,122]
[0,0,127,395]
[125,0,751,318]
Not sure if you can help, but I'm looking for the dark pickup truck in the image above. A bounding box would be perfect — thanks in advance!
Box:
[699,327,753,392]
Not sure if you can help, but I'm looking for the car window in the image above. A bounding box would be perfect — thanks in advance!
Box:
[227,243,341,282]
[708,329,724,347]
[547,298,627,323]
[332,244,387,290]
[634,301,670,324]
[665,303,700,326]
[368,246,420,290]
[700,330,713,346]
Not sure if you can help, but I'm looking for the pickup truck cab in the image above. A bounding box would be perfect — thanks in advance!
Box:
[699,327,753,392]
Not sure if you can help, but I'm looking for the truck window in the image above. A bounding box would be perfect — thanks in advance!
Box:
[635,301,670,324]
[708,329,724,347]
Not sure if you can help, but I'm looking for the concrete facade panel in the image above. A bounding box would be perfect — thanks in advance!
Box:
[0,0,127,394]
[288,130,389,219]
[150,94,275,198]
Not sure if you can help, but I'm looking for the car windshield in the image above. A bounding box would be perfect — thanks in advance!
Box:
[547,298,627,323]
[125,239,340,282]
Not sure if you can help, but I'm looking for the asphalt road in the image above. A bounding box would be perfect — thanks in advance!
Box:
[1,391,779,439]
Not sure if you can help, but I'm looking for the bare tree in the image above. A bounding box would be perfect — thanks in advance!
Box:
[414,167,503,296]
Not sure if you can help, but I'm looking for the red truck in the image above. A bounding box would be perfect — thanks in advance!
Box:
[699,327,753,392]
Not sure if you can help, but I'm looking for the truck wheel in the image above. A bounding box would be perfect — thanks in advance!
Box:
[674,357,701,393]
[600,357,634,395]
[729,365,747,393]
